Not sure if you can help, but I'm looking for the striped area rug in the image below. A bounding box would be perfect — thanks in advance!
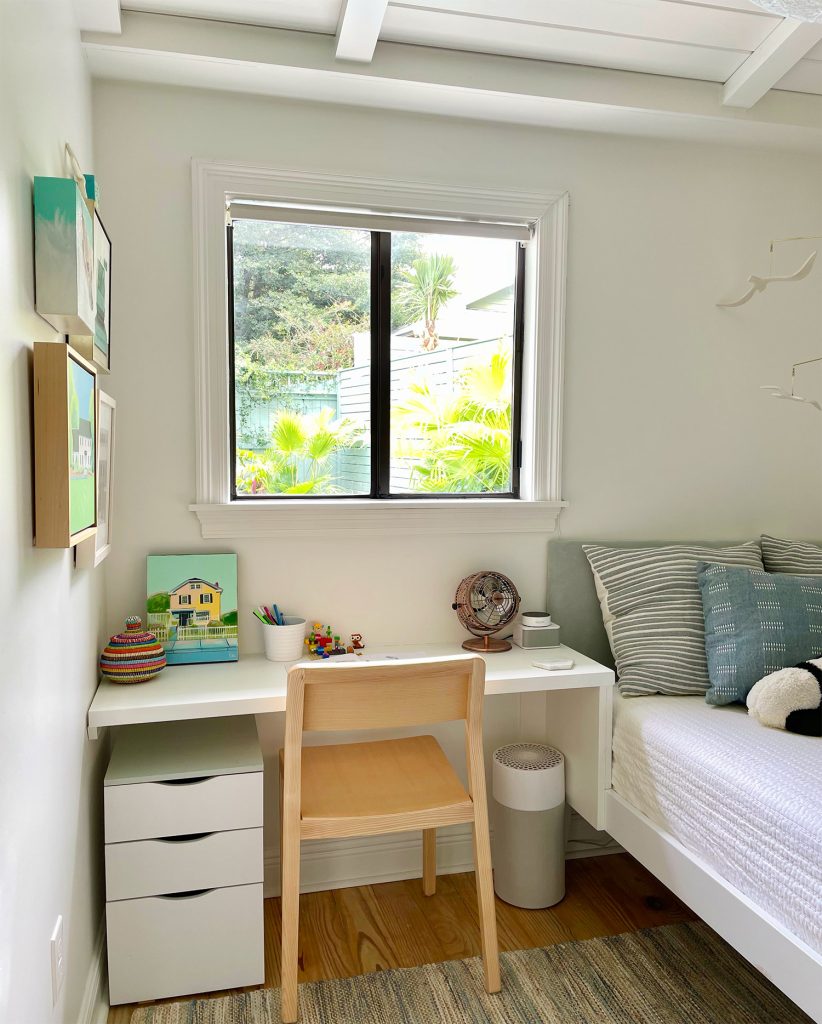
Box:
[130,921,811,1023]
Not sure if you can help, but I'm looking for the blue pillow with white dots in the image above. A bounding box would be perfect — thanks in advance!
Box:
[697,561,822,706]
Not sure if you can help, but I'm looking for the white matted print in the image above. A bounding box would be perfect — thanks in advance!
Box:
[93,212,112,372]
[76,390,115,568]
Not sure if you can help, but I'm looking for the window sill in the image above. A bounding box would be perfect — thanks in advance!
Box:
[189,499,566,539]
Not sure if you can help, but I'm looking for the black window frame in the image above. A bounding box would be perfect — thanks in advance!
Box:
[227,222,526,501]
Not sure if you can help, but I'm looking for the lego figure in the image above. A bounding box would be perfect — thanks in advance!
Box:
[350,633,365,651]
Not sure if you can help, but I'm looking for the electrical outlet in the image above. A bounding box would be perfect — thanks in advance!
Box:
[50,916,64,1005]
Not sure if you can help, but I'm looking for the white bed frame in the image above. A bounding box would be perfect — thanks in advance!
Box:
[548,539,822,1023]
[605,789,822,1022]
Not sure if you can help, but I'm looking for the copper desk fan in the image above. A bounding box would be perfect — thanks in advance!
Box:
[452,571,521,653]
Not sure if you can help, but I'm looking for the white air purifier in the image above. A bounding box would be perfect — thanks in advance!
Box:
[492,743,566,909]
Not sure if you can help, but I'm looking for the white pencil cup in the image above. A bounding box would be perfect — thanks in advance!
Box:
[262,616,307,662]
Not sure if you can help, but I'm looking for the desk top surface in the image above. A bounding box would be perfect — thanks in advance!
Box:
[87,643,613,738]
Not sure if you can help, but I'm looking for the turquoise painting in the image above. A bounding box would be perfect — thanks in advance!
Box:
[34,177,95,335]
[67,355,95,536]
[147,554,239,665]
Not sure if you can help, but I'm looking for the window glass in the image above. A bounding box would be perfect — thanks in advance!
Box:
[230,219,521,499]
[390,233,518,494]
[231,220,371,496]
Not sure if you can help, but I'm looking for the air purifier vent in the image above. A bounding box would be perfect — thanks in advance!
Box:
[493,743,563,772]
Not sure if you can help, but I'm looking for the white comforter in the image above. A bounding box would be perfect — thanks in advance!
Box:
[612,692,822,955]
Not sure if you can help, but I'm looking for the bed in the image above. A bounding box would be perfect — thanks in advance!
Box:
[548,540,822,1024]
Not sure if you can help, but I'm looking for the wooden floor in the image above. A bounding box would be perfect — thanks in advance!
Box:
[108,853,695,1023]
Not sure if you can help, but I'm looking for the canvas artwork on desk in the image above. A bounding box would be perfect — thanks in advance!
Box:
[146,554,238,665]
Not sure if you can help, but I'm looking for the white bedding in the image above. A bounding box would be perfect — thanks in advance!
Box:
[612,691,822,955]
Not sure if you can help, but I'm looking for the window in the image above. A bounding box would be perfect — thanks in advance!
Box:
[200,593,212,604]
[228,214,525,500]
[191,162,568,537]
[178,595,191,606]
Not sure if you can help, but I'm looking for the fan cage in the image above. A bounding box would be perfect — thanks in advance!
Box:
[453,571,521,638]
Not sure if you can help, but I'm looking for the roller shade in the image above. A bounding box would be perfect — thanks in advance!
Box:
[228,199,532,242]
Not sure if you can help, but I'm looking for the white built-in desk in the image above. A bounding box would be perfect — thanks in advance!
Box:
[87,644,615,829]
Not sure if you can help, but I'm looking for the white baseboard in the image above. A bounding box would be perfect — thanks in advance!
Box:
[264,825,622,897]
[566,842,623,860]
[78,916,108,1024]
[264,826,476,897]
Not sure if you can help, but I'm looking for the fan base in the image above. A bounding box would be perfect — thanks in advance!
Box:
[462,635,512,654]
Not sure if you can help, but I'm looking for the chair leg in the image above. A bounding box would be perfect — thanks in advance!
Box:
[278,755,284,894]
[422,828,437,896]
[280,824,301,1023]
[472,817,501,994]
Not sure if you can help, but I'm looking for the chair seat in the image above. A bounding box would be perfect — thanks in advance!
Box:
[282,735,475,840]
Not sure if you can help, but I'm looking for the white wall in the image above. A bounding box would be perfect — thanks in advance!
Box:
[92,81,822,640]
[0,2,108,1022]
[91,81,822,885]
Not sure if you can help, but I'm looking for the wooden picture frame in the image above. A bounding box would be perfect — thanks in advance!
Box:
[34,342,97,548]
[76,390,115,568]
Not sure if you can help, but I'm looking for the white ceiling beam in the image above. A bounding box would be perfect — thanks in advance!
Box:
[336,0,389,63]
[73,0,121,33]
[723,19,822,108]
[81,12,822,152]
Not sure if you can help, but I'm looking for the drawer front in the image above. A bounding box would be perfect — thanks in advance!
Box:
[105,827,262,901]
[104,771,262,843]
[107,882,264,1005]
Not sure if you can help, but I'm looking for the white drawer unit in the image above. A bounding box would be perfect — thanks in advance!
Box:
[104,716,264,1005]
[107,883,264,1005]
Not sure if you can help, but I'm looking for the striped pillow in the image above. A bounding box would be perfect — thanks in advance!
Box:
[583,542,764,697]
[762,535,822,575]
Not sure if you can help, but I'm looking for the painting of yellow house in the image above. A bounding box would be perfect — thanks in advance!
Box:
[169,578,222,627]
[147,554,238,665]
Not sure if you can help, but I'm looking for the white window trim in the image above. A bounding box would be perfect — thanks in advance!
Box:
[190,159,568,539]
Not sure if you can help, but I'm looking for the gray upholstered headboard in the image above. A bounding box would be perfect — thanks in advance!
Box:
[546,539,754,670]
[547,540,614,669]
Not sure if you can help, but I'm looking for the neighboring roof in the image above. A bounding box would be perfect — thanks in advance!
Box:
[169,578,223,594]
[467,284,514,312]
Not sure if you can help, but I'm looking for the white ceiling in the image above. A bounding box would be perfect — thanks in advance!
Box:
[119,0,822,93]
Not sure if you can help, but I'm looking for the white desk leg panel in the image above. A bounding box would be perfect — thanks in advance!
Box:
[542,686,612,831]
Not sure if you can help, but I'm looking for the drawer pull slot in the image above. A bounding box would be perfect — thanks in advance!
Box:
[158,888,214,901]
[156,777,213,787]
[156,832,213,844]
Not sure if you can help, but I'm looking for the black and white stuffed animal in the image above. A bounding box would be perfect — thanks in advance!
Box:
[747,659,822,736]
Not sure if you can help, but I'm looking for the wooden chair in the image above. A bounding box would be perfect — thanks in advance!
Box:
[278,654,500,1023]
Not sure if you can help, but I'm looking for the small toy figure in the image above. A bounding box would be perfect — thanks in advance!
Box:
[350,633,365,651]
[305,623,346,658]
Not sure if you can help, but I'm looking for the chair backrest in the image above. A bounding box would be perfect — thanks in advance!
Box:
[285,654,485,734]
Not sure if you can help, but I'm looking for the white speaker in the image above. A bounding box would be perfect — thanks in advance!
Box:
[492,743,566,909]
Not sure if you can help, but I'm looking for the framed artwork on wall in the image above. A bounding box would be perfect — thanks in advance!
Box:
[33,177,96,336]
[146,554,239,666]
[76,390,115,568]
[69,210,112,373]
[92,212,111,372]
[33,342,97,548]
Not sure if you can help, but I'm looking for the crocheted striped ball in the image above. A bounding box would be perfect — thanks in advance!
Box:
[100,616,166,684]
